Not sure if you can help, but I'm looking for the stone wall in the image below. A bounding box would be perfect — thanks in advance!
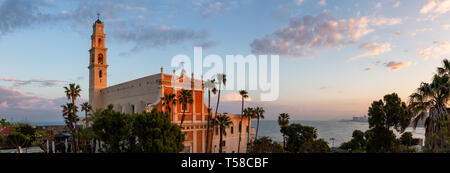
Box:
[101,73,161,113]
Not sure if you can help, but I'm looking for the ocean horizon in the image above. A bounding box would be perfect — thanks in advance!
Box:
[252,120,425,147]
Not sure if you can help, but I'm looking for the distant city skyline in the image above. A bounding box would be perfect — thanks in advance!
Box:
[0,0,449,122]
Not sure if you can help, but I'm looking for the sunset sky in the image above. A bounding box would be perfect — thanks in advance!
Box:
[0,0,449,122]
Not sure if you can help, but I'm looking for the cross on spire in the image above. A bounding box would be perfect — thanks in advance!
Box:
[97,13,100,20]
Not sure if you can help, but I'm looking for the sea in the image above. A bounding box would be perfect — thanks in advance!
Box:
[253,120,425,147]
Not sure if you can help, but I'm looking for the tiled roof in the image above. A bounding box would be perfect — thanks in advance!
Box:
[0,127,13,135]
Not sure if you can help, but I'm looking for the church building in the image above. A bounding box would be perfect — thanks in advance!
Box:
[88,17,253,153]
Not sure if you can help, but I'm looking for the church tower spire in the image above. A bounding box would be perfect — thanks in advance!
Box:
[89,14,108,111]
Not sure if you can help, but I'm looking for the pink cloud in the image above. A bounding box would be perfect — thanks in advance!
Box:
[218,93,252,102]
[384,61,415,72]
[294,0,304,6]
[0,101,8,108]
[420,0,450,15]
[250,12,375,57]
[0,86,85,111]
[348,42,392,61]
[365,67,374,71]
[419,41,450,59]
[0,78,66,87]
[319,86,330,90]
[370,17,402,26]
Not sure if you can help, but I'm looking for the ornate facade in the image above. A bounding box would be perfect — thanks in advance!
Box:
[88,18,253,153]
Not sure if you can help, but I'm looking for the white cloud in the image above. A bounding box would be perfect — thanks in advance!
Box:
[442,24,450,30]
[0,0,62,36]
[420,0,450,19]
[61,10,69,16]
[384,61,414,72]
[376,2,382,8]
[0,86,87,122]
[294,0,304,6]
[202,2,223,18]
[0,78,66,87]
[348,42,392,61]
[318,0,326,6]
[193,0,237,18]
[419,41,450,59]
[418,28,433,32]
[370,17,403,26]
[421,0,438,13]
[0,0,211,55]
[393,1,401,8]
[0,86,70,111]
[410,28,433,36]
[250,12,375,57]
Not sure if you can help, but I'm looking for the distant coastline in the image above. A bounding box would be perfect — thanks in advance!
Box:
[338,116,425,127]
[339,116,368,123]
[24,121,66,126]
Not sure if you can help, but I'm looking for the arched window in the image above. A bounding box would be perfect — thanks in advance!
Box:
[98,38,103,47]
[98,53,104,64]
[99,70,102,78]
[90,54,94,64]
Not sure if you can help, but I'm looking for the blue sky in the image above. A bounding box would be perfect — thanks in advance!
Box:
[0,0,449,122]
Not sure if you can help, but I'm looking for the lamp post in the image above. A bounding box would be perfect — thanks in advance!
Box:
[330,138,335,148]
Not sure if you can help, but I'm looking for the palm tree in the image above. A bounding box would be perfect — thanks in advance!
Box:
[211,73,226,152]
[161,93,177,121]
[204,79,216,153]
[61,103,77,153]
[63,83,81,153]
[243,107,255,145]
[178,89,193,128]
[213,114,232,153]
[437,58,449,76]
[81,102,92,127]
[254,106,265,141]
[278,113,290,149]
[409,74,450,152]
[80,102,92,153]
[237,90,248,153]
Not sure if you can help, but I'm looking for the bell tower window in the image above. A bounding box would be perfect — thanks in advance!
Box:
[98,38,103,48]
[98,53,104,64]
[99,70,103,78]
[90,54,94,64]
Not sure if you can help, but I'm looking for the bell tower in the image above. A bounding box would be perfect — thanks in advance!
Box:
[89,13,108,111]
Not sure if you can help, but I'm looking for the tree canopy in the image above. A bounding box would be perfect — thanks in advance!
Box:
[368,93,411,132]
[282,123,330,153]
[247,136,283,153]
[92,106,184,153]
